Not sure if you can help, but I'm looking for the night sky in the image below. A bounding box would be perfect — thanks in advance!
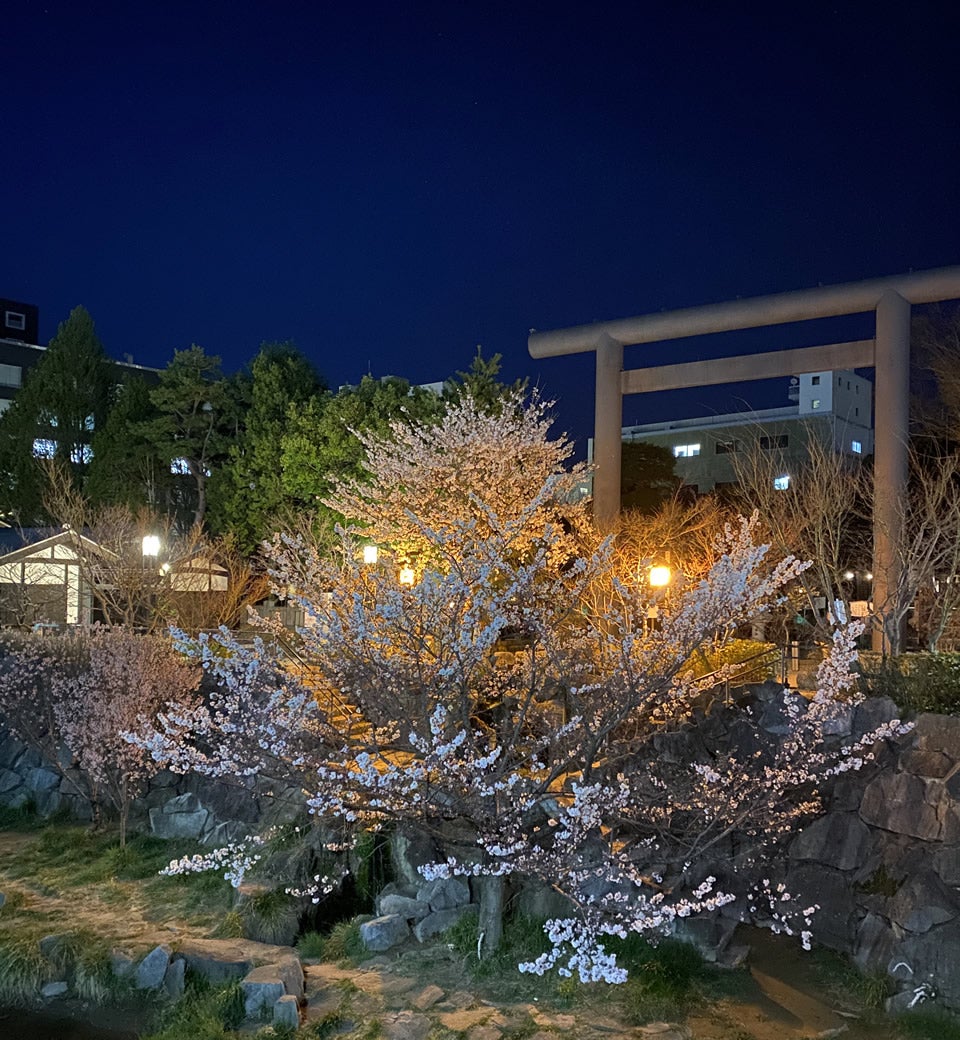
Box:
[2,1,958,455]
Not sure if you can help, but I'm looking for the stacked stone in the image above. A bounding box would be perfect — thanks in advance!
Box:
[359,877,477,952]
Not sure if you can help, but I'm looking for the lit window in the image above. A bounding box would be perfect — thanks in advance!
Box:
[852,440,862,454]
[673,443,701,458]
[811,399,821,409]
[32,438,57,459]
[170,457,191,475]
[4,311,25,331]
[0,364,21,387]
[71,444,93,464]
[84,414,95,432]
[773,474,790,491]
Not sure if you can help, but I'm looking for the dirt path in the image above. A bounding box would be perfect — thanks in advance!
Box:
[297,927,895,1040]
[0,828,898,1039]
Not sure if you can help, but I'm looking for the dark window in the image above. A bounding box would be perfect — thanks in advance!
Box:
[715,439,740,454]
[4,311,25,331]
[811,375,820,385]
[760,434,789,449]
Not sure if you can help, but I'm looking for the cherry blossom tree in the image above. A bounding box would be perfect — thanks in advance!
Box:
[134,391,906,981]
[0,628,201,845]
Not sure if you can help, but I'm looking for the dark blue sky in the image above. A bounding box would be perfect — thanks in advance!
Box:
[2,1,958,453]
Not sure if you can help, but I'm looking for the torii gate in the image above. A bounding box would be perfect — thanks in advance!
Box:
[529,265,960,652]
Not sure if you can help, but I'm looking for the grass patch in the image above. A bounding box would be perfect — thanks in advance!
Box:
[240,888,299,945]
[446,912,552,980]
[0,799,44,829]
[0,934,47,1005]
[895,1008,960,1040]
[0,820,236,938]
[141,977,245,1040]
[606,936,708,1025]
[296,930,327,958]
[810,947,890,1012]
[316,918,367,964]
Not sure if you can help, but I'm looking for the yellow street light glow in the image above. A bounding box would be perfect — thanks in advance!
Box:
[398,566,416,586]
[648,565,671,587]
[362,544,379,565]
[142,535,161,557]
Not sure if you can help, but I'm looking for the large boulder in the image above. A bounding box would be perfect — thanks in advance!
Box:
[859,771,942,840]
[888,919,960,1011]
[887,871,960,934]
[417,877,470,911]
[149,792,209,840]
[783,865,854,951]
[177,937,297,984]
[360,914,410,951]
[913,713,960,758]
[136,944,172,990]
[789,812,872,871]
[413,905,478,942]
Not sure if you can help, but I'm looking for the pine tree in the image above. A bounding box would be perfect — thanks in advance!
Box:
[0,306,114,523]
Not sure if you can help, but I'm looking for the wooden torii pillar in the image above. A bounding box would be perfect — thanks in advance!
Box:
[529,266,960,653]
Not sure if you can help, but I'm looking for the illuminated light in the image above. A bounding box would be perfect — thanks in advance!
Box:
[142,535,161,557]
[362,544,379,565]
[398,566,416,586]
[844,570,855,581]
[648,565,671,587]
[865,572,873,581]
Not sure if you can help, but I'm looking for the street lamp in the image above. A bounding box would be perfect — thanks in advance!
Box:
[142,534,161,558]
[398,565,416,587]
[648,564,671,588]
[362,544,379,565]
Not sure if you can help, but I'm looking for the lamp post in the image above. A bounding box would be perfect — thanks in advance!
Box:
[644,562,673,632]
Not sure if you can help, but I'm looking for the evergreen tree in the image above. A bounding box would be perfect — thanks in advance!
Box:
[141,345,235,530]
[620,441,678,512]
[442,346,527,413]
[207,343,326,552]
[280,375,443,543]
[86,375,169,511]
[0,306,115,523]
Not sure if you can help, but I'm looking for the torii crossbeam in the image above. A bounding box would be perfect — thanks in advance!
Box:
[529,265,960,652]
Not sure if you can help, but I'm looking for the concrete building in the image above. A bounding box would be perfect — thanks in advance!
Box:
[0,297,158,419]
[619,369,873,493]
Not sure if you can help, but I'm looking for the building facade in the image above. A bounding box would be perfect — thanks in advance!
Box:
[620,370,874,493]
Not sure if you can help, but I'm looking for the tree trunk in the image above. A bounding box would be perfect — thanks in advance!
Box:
[476,874,504,958]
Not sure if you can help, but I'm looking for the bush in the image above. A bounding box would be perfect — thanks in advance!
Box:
[685,639,778,684]
[240,889,300,946]
[863,652,960,715]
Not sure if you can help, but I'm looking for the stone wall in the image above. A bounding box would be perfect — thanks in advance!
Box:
[0,715,303,846]
[786,705,960,1013]
[6,690,960,1013]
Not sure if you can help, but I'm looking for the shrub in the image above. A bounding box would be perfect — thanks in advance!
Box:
[863,652,960,715]
[240,889,300,946]
[685,638,778,684]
